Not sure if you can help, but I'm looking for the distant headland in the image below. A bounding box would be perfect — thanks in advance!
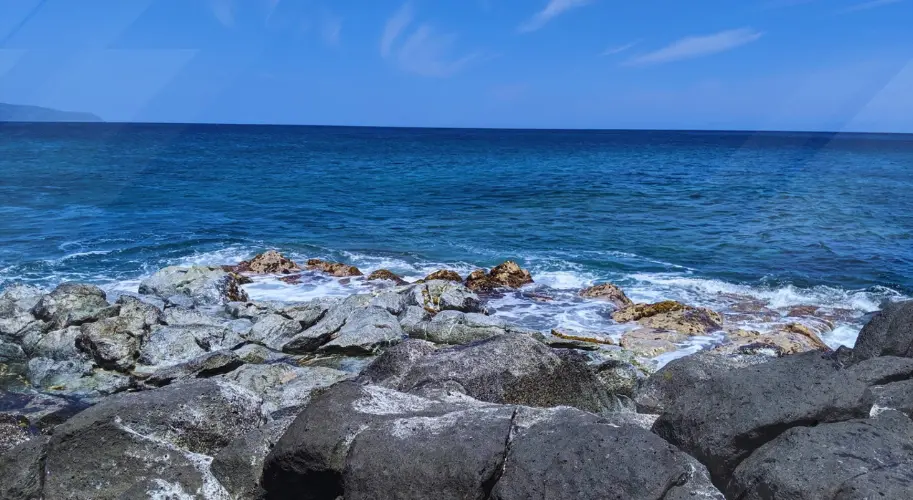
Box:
[0,102,102,123]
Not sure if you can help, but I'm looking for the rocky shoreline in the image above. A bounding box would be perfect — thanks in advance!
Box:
[1,250,911,499]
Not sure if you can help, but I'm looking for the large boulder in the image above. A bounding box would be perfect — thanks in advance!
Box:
[422,269,463,282]
[357,339,438,388]
[465,261,533,291]
[20,325,82,360]
[613,300,723,334]
[25,357,131,398]
[246,313,304,350]
[138,324,243,369]
[0,436,48,500]
[138,265,249,306]
[729,411,913,499]
[144,350,244,387]
[0,284,43,338]
[230,250,301,274]
[76,316,142,372]
[710,326,829,357]
[410,280,485,314]
[211,417,295,499]
[280,294,372,353]
[318,306,404,355]
[579,282,633,309]
[305,258,363,277]
[406,310,528,345]
[367,334,622,413]
[31,283,115,330]
[366,269,408,284]
[41,380,263,499]
[853,300,913,359]
[651,351,907,482]
[220,363,351,417]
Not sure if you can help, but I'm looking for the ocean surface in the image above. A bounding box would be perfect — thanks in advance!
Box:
[2,123,912,359]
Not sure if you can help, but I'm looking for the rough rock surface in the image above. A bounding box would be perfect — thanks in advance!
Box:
[139,265,249,306]
[305,258,363,277]
[464,261,533,291]
[406,310,527,345]
[246,313,304,350]
[0,436,48,500]
[710,326,828,356]
[0,284,43,338]
[620,328,688,357]
[221,363,351,417]
[579,282,634,309]
[366,268,407,284]
[212,417,294,499]
[853,299,913,359]
[423,269,463,282]
[413,280,485,314]
[231,250,301,274]
[31,283,114,330]
[138,324,243,369]
[613,300,723,334]
[318,306,404,355]
[144,350,244,387]
[280,294,372,353]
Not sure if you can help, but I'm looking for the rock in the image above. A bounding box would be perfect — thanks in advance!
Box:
[138,324,243,369]
[145,350,244,386]
[358,339,438,387]
[31,283,114,330]
[872,379,913,417]
[163,306,224,326]
[232,343,277,364]
[319,306,404,355]
[278,298,338,328]
[0,284,43,338]
[634,351,770,414]
[115,294,164,330]
[594,359,646,397]
[76,317,141,372]
[613,300,723,334]
[0,414,31,453]
[369,289,412,316]
[227,300,278,320]
[305,258,363,277]
[465,260,533,291]
[412,280,485,314]
[366,269,408,284]
[138,265,249,306]
[0,391,89,434]
[21,325,82,360]
[423,269,463,282]
[231,250,301,274]
[0,338,26,363]
[652,351,878,482]
[729,411,913,500]
[712,327,828,356]
[491,406,723,500]
[247,313,304,350]
[221,363,351,417]
[619,328,686,357]
[26,357,131,398]
[281,294,372,353]
[165,293,196,309]
[385,334,622,413]
[0,436,48,500]
[579,282,634,308]
[41,380,262,499]
[853,300,913,359]
[408,310,525,345]
[534,331,600,351]
[211,417,294,500]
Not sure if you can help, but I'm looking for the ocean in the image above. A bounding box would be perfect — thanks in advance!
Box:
[2,123,911,358]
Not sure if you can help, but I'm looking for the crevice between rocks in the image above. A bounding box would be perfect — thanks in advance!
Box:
[482,406,519,500]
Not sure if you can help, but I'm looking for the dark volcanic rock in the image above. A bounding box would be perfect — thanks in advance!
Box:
[212,417,294,500]
[139,265,249,306]
[854,300,913,359]
[358,339,438,387]
[729,411,913,500]
[651,351,878,482]
[0,436,48,500]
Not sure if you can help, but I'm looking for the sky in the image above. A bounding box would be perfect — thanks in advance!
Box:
[0,0,911,131]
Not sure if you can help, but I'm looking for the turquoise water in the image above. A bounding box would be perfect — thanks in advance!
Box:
[1,124,911,349]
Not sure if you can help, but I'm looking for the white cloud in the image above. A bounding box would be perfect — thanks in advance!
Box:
[518,0,591,33]
[381,3,413,58]
[321,13,342,46]
[627,28,763,66]
[838,0,902,13]
[603,40,640,56]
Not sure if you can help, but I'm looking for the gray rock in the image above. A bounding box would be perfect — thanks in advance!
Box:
[145,350,244,387]
[226,300,278,320]
[211,417,294,500]
[410,280,486,314]
[872,379,913,417]
[21,325,82,360]
[163,306,224,327]
[26,357,131,398]
[0,338,26,363]
[138,265,249,306]
[0,414,32,453]
[391,334,622,414]
[491,406,723,500]
[0,284,42,339]
[31,283,115,329]
[280,298,337,328]
[358,339,438,387]
[634,351,772,414]
[594,359,647,398]
[369,289,411,316]
[247,313,304,350]
[0,391,88,433]
[138,324,243,369]
[232,343,278,364]
[221,363,351,417]
[165,293,196,309]
[76,317,141,372]
[399,305,432,333]
[281,294,372,353]
[114,294,164,330]
[853,300,913,360]
[409,310,526,345]
[729,411,913,500]
[652,351,877,482]
[319,306,404,355]
[0,436,48,500]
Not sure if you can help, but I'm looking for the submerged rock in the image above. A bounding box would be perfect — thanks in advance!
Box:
[230,250,301,275]
[464,261,533,291]
[613,300,723,334]
[579,282,634,309]
[305,258,363,277]
[139,265,249,306]
[366,268,408,284]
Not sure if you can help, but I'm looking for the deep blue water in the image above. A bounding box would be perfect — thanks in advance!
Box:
[1,123,912,348]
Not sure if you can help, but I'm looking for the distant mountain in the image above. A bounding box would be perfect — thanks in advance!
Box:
[0,102,102,122]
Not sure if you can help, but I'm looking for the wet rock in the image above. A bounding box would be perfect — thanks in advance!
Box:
[31,283,115,330]
[247,313,304,350]
[423,269,463,282]
[491,406,723,500]
[212,417,295,500]
[145,350,244,386]
[0,414,31,452]
[729,411,913,500]
[853,300,913,359]
[366,269,408,284]
[712,326,828,357]
[387,334,622,413]
[613,300,723,334]
[0,436,48,500]
[139,265,249,306]
[634,351,771,414]
[319,306,404,355]
[652,351,878,482]
[221,363,351,417]
[412,280,485,314]
[0,391,88,434]
[281,294,372,353]
[41,380,262,499]
[464,260,533,291]
[305,258,363,277]
[579,282,634,309]
[231,250,301,274]
[619,328,686,357]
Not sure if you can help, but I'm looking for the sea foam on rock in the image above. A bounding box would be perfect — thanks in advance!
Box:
[139,265,249,306]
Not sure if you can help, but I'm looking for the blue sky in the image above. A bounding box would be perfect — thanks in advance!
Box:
[0,0,911,131]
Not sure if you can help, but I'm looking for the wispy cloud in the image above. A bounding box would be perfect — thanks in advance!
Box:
[210,0,234,27]
[626,28,763,66]
[603,40,640,56]
[838,0,902,13]
[518,0,591,33]
[321,12,342,46]
[380,3,482,77]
